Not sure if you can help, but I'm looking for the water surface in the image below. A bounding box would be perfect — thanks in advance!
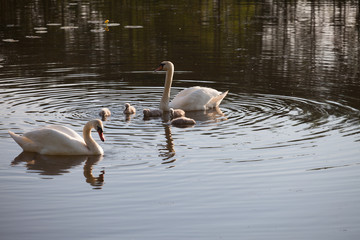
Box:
[0,1,360,239]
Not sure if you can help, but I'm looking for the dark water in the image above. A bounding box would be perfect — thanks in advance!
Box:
[1,1,360,239]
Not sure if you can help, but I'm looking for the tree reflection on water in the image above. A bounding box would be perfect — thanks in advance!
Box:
[0,1,358,108]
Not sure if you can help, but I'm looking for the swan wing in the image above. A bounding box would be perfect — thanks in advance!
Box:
[170,86,224,111]
[207,90,229,108]
[46,125,84,142]
[9,131,41,153]
[10,127,90,155]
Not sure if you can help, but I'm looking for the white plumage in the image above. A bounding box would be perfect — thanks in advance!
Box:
[8,119,105,155]
[155,61,228,111]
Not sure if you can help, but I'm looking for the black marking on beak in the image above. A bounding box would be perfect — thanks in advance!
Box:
[97,126,103,134]
[154,63,165,72]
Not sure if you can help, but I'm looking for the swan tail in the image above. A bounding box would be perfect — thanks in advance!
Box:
[208,90,229,108]
[8,131,38,152]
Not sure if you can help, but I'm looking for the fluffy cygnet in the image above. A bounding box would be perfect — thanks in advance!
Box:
[99,108,111,120]
[170,116,196,127]
[143,109,163,118]
[169,108,185,119]
[124,103,136,114]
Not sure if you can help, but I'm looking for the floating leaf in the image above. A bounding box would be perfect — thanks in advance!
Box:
[124,25,143,29]
[107,23,121,27]
[2,39,19,43]
[34,27,47,31]
[25,35,42,39]
[46,23,61,26]
[60,26,79,29]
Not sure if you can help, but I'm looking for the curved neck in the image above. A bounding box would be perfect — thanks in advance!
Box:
[160,65,174,111]
[83,121,102,154]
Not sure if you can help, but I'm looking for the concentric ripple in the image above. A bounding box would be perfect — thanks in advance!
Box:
[1,76,359,172]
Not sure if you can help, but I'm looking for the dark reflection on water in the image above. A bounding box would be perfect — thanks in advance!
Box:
[11,152,105,189]
[0,0,359,109]
[145,108,228,167]
[1,1,360,239]
[158,124,176,166]
[185,107,227,123]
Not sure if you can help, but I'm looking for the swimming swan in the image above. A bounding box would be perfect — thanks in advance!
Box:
[8,119,105,155]
[155,61,228,111]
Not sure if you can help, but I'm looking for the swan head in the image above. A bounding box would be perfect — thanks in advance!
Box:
[124,103,130,109]
[92,119,105,142]
[154,61,174,71]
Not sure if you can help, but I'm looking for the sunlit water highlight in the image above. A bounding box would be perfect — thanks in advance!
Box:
[1,1,360,239]
[1,73,359,239]
[2,73,359,169]
[1,62,360,240]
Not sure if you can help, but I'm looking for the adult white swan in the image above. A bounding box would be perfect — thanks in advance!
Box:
[155,61,228,111]
[8,119,105,155]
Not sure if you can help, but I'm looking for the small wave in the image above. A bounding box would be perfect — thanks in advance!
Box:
[2,78,359,169]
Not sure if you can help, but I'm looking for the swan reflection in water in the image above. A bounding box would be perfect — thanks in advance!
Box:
[184,107,227,123]
[158,124,176,167]
[11,152,105,189]
[157,107,227,168]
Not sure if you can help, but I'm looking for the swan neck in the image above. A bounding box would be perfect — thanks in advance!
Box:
[160,66,174,111]
[83,121,101,153]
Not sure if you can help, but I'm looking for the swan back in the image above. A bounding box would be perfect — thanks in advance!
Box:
[48,125,84,142]
[170,87,228,111]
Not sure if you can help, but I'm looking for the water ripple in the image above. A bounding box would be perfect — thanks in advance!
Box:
[1,78,360,170]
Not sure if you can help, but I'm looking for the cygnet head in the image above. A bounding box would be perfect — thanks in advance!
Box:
[143,109,151,117]
[124,103,130,109]
[154,61,174,71]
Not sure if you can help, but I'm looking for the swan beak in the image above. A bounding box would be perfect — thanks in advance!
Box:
[154,64,164,72]
[97,128,105,142]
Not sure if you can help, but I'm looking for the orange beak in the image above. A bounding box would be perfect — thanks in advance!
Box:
[98,130,105,142]
[154,65,163,72]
